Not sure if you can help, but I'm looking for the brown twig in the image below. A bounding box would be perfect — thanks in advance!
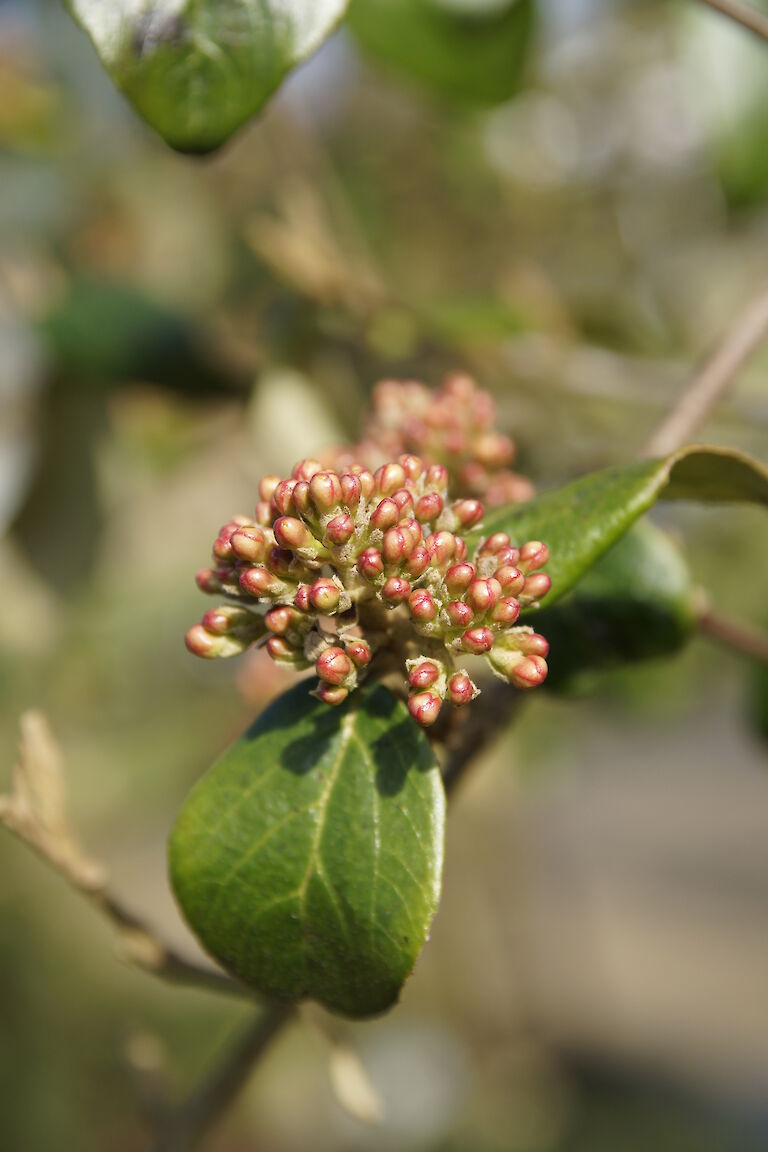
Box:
[0,712,244,999]
[642,281,768,457]
[697,605,768,663]
[149,1003,294,1152]
[697,0,768,42]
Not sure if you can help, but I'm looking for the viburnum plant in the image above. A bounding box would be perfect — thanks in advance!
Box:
[168,373,768,1018]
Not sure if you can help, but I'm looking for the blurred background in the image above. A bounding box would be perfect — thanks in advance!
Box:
[1,0,768,1149]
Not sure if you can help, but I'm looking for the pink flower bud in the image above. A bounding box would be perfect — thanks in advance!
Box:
[409,660,441,689]
[381,576,412,604]
[473,432,514,467]
[467,578,501,614]
[345,639,372,668]
[291,482,311,515]
[461,626,495,654]
[310,471,343,511]
[495,545,521,568]
[292,458,323,483]
[314,682,349,706]
[408,691,443,727]
[274,516,313,551]
[326,513,355,546]
[448,672,478,706]
[383,526,411,565]
[399,454,424,481]
[415,492,443,523]
[494,565,526,595]
[254,501,272,527]
[240,566,280,598]
[444,563,476,595]
[265,606,298,634]
[452,499,484,529]
[391,488,415,516]
[447,600,474,628]
[491,597,521,625]
[426,531,456,567]
[358,548,384,581]
[340,473,362,507]
[406,546,430,578]
[266,635,298,662]
[370,498,400,532]
[408,589,436,622]
[294,585,311,611]
[317,647,352,685]
[426,464,449,491]
[309,578,341,613]
[185,624,216,658]
[195,567,221,594]
[518,541,550,574]
[273,479,298,516]
[521,573,552,603]
[509,655,548,689]
[454,538,468,562]
[212,534,234,562]
[230,528,267,563]
[479,532,511,556]
[522,633,549,658]
[375,462,407,495]
[259,475,281,503]
[356,469,376,500]
[201,607,243,635]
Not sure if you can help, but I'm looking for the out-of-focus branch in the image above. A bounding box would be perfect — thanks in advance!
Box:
[698,0,768,42]
[0,712,243,998]
[149,1003,294,1152]
[697,604,768,664]
[643,282,768,456]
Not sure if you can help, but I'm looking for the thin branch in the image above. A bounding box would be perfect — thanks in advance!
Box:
[0,712,244,998]
[149,1003,294,1152]
[697,606,768,663]
[697,0,768,43]
[643,281,768,456]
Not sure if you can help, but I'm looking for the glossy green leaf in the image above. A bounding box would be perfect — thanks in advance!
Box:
[536,522,697,691]
[169,682,445,1017]
[467,446,768,610]
[66,1,349,152]
[347,0,534,106]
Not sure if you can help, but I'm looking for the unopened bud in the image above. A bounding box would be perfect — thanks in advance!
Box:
[309,578,341,613]
[356,469,376,500]
[452,499,484,529]
[345,639,372,668]
[266,635,300,663]
[313,681,349,706]
[408,691,443,727]
[520,573,552,603]
[375,463,407,495]
[196,567,221,594]
[494,565,526,595]
[448,671,478,706]
[399,454,424,481]
[406,546,430,578]
[461,626,495,654]
[415,492,443,523]
[466,578,501,614]
[316,646,353,685]
[272,479,298,516]
[259,475,281,503]
[358,547,384,581]
[491,597,521,626]
[292,458,323,483]
[426,531,456,567]
[425,464,449,491]
[294,585,311,612]
[518,541,549,573]
[326,513,355,546]
[185,624,216,658]
[371,498,400,532]
[510,655,548,689]
[447,600,474,628]
[340,473,362,507]
[480,532,511,555]
[408,659,442,689]
[310,471,343,511]
[230,528,267,563]
[265,606,299,634]
[444,563,475,595]
[523,633,549,658]
[383,526,411,565]
[408,589,437,622]
[274,516,313,551]
[381,576,412,604]
[240,566,282,598]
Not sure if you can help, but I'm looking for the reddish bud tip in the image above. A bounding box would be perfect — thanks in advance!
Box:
[399,454,425,481]
[294,585,311,612]
[461,626,495,655]
[519,541,550,573]
[467,578,501,615]
[408,691,443,727]
[310,471,343,512]
[371,497,401,532]
[415,492,443,523]
[426,531,456,567]
[345,639,372,668]
[314,681,349,706]
[185,624,216,658]
[266,635,297,662]
[521,573,552,603]
[510,655,548,689]
[316,647,353,685]
[480,532,511,555]
[494,565,526,595]
[195,567,221,594]
[408,589,437,622]
[447,600,475,628]
[382,526,411,565]
[230,528,267,563]
[425,464,449,491]
[409,660,441,689]
[265,606,296,634]
[406,545,430,578]
[448,671,478,706]
[258,475,281,503]
[309,578,341,613]
[381,576,412,604]
[358,547,384,581]
[356,469,376,500]
[375,463,407,496]
[326,512,355,546]
[274,516,312,551]
[292,458,323,483]
[444,563,476,595]
[239,566,277,598]
[523,633,550,658]
[453,499,484,529]
[491,597,521,625]
[340,473,362,507]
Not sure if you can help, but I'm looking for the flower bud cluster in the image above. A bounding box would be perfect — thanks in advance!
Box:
[337,373,535,507]
[186,453,551,725]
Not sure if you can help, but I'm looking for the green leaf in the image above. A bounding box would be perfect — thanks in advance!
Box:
[66,1,349,153]
[347,0,534,106]
[169,682,445,1017]
[468,446,768,610]
[535,522,697,691]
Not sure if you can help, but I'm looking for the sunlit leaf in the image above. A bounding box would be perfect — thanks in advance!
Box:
[170,683,445,1017]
